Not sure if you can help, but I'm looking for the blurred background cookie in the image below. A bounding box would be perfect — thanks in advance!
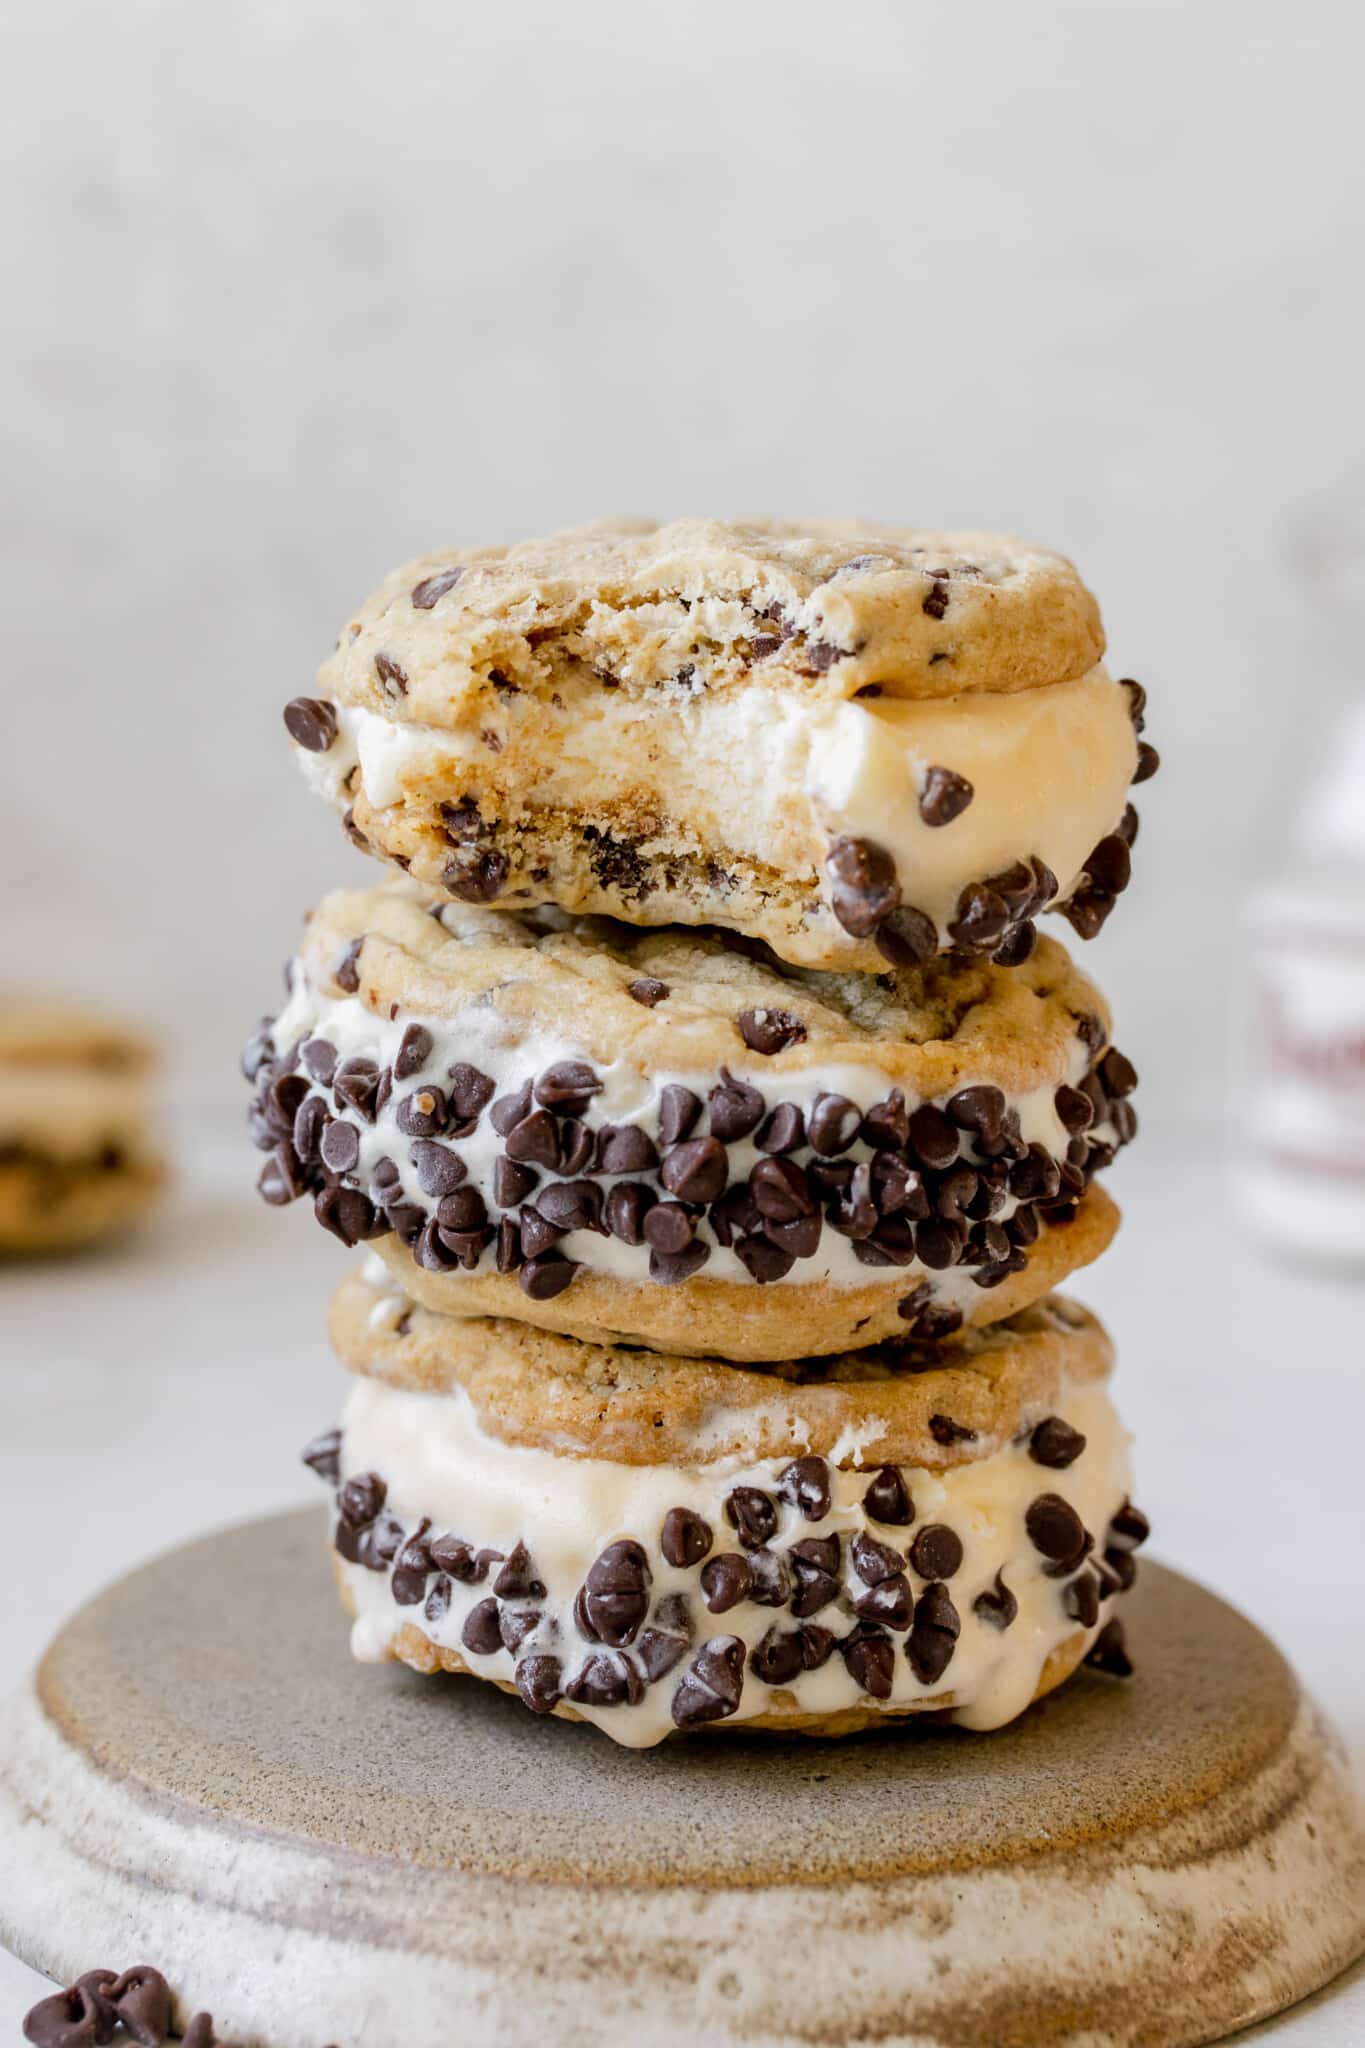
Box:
[0,994,165,1255]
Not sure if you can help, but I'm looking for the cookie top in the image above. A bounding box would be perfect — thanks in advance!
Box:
[331,1266,1114,1471]
[0,993,155,1073]
[297,879,1111,1102]
[316,517,1106,718]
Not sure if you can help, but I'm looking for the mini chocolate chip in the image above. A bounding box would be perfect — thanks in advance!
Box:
[333,1056,379,1121]
[658,1083,703,1146]
[298,1037,336,1087]
[916,1218,967,1270]
[596,1123,658,1174]
[428,1533,477,1579]
[928,1413,977,1446]
[292,1093,328,1165]
[909,1524,963,1579]
[490,1081,533,1135]
[391,1521,434,1605]
[257,1142,304,1207]
[907,1582,961,1683]
[700,1552,753,1612]
[649,1241,711,1284]
[443,847,509,902]
[643,1200,696,1254]
[826,835,900,938]
[671,1636,745,1727]
[514,1653,563,1713]
[283,696,338,751]
[973,1570,1018,1630]
[765,1209,822,1258]
[437,1185,488,1235]
[1086,1618,1134,1677]
[397,1085,448,1139]
[373,651,408,699]
[919,766,975,826]
[301,1427,341,1483]
[855,1572,914,1629]
[851,1531,904,1586]
[871,1155,928,1219]
[1054,1084,1094,1135]
[391,1023,433,1082]
[788,1554,840,1618]
[755,1101,805,1154]
[445,1063,495,1128]
[495,1216,523,1271]
[536,1061,603,1114]
[576,1539,651,1646]
[661,1507,713,1568]
[1100,1047,1138,1097]
[605,1181,654,1243]
[922,577,949,619]
[491,1541,546,1601]
[462,1597,505,1662]
[725,1486,778,1548]
[737,1007,806,1056]
[751,1155,815,1222]
[558,1118,595,1175]
[1066,1570,1101,1629]
[492,1157,536,1208]
[875,905,938,968]
[563,1651,643,1707]
[637,1615,692,1681]
[335,937,364,993]
[519,1251,577,1299]
[1026,1492,1087,1565]
[862,1466,915,1524]
[946,1085,1007,1138]
[660,1135,728,1203]
[411,563,465,608]
[841,1623,895,1699]
[908,1103,959,1170]
[777,1456,831,1521]
[1108,1498,1150,1551]
[1133,740,1160,783]
[735,1232,796,1283]
[318,1118,359,1174]
[1104,1546,1137,1592]
[707,1068,766,1140]
[339,1471,386,1526]
[505,1109,561,1169]
[314,1183,380,1246]
[750,1626,805,1685]
[408,1139,465,1198]
[861,1090,910,1151]
[536,1179,604,1234]
[101,1968,172,2048]
[627,976,669,1006]
[896,1283,964,1341]
[748,1547,791,1607]
[807,1092,860,1156]
[1030,1417,1087,1468]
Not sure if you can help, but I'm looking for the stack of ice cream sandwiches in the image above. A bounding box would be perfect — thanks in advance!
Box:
[245,518,1153,1747]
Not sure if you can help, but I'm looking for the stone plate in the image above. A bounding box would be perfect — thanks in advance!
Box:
[1,1507,1362,2047]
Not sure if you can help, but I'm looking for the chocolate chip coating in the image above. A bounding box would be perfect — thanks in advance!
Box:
[661,1507,713,1569]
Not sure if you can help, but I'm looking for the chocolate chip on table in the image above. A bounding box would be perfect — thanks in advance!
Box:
[519,1251,578,1299]
[755,1101,805,1154]
[825,835,900,938]
[335,937,364,993]
[725,1486,777,1548]
[737,1007,807,1055]
[700,1552,753,1613]
[505,1109,561,1169]
[875,905,938,968]
[671,1636,746,1727]
[627,976,670,1007]
[1086,1618,1134,1677]
[461,1598,503,1655]
[443,847,509,902]
[577,1540,651,1646]
[909,1524,964,1580]
[919,766,975,827]
[973,1570,1019,1630]
[658,1083,703,1146]
[660,1135,728,1203]
[1026,1492,1088,1565]
[777,1455,831,1521]
[283,696,338,752]
[605,1181,654,1243]
[596,1123,658,1174]
[661,1506,713,1568]
[1029,1417,1087,1468]
[907,1582,961,1684]
[1133,740,1160,783]
[862,1466,915,1525]
[535,1061,603,1114]
[841,1623,895,1699]
[411,563,465,608]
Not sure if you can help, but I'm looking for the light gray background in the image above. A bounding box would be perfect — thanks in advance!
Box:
[4,0,1365,1126]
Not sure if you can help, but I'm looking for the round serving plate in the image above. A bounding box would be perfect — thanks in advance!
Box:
[1,1507,1362,2048]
